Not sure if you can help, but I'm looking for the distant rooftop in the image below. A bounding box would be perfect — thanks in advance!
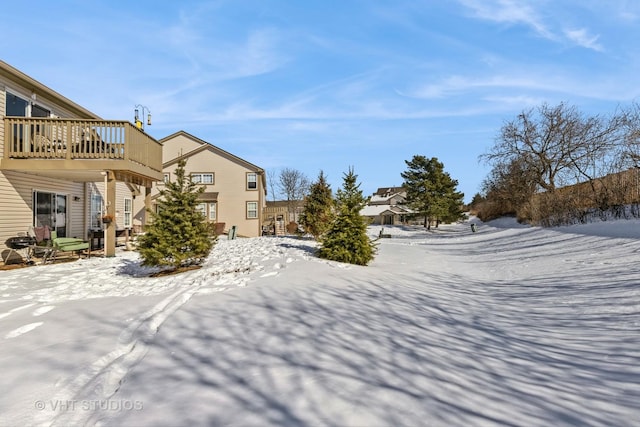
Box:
[374,186,405,196]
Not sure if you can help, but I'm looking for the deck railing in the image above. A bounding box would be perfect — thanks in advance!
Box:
[3,117,162,173]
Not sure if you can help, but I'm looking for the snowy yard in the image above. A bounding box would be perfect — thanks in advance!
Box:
[1,218,639,426]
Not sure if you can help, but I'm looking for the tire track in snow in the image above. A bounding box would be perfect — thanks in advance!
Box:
[38,277,206,427]
[0,302,37,320]
[4,322,43,339]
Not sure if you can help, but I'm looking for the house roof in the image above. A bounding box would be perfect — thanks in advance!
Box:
[360,204,412,217]
[199,192,219,201]
[370,194,406,204]
[374,186,405,196]
[0,60,101,120]
[160,131,267,194]
[161,131,262,171]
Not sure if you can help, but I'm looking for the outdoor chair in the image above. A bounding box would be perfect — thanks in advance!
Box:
[27,226,56,263]
[44,231,90,263]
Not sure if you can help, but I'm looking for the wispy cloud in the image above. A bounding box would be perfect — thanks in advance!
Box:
[401,74,556,99]
[457,0,607,51]
[457,0,553,39]
[235,28,289,77]
[563,28,603,51]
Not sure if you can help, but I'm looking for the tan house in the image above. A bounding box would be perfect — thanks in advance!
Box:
[361,187,411,225]
[0,60,162,259]
[137,131,266,238]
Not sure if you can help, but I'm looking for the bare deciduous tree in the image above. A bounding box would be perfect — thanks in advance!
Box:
[479,157,538,221]
[620,101,640,169]
[479,102,630,222]
[481,102,623,192]
[278,168,310,222]
[266,169,279,202]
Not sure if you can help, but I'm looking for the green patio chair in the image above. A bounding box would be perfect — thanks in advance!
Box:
[45,231,90,263]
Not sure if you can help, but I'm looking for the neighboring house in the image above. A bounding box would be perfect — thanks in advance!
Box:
[0,60,162,259]
[137,131,266,238]
[369,186,407,206]
[361,187,411,225]
[263,200,304,235]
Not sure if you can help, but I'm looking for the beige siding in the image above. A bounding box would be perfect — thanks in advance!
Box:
[1,76,82,120]
[140,132,265,238]
[169,149,261,237]
[162,134,203,160]
[85,181,135,230]
[1,77,89,251]
[1,63,143,257]
[0,170,85,249]
[0,86,5,158]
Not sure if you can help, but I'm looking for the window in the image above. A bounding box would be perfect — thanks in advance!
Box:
[6,91,51,117]
[195,203,207,218]
[209,202,217,221]
[31,104,50,118]
[191,173,214,184]
[6,92,28,117]
[247,172,257,190]
[196,202,217,221]
[162,173,170,184]
[34,191,68,237]
[124,198,132,228]
[246,201,258,219]
[91,193,103,229]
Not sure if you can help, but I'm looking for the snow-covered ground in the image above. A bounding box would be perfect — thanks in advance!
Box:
[1,218,639,426]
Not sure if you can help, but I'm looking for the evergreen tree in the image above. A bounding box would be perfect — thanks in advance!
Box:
[401,155,465,229]
[317,167,376,265]
[138,158,215,268]
[299,170,335,240]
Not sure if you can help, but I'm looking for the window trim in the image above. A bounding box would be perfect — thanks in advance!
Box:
[124,197,133,228]
[6,88,55,117]
[90,192,103,229]
[246,172,258,190]
[191,173,214,184]
[209,202,217,221]
[246,201,258,219]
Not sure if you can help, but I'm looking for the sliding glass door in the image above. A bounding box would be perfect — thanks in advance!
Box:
[33,191,67,237]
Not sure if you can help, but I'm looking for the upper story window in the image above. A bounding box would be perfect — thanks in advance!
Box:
[247,172,257,190]
[31,103,50,117]
[191,173,214,184]
[6,92,29,117]
[6,91,51,117]
[162,173,170,184]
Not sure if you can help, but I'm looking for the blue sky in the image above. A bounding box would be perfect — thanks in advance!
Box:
[3,1,640,202]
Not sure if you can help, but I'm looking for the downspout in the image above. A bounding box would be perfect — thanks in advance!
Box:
[102,171,108,256]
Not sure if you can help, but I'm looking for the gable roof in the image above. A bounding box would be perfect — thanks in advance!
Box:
[374,186,405,196]
[161,131,263,171]
[0,60,100,120]
[160,130,266,192]
[361,204,412,217]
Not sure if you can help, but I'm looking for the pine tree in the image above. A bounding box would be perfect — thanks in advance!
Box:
[401,155,465,229]
[299,170,335,240]
[317,167,376,265]
[138,158,215,268]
